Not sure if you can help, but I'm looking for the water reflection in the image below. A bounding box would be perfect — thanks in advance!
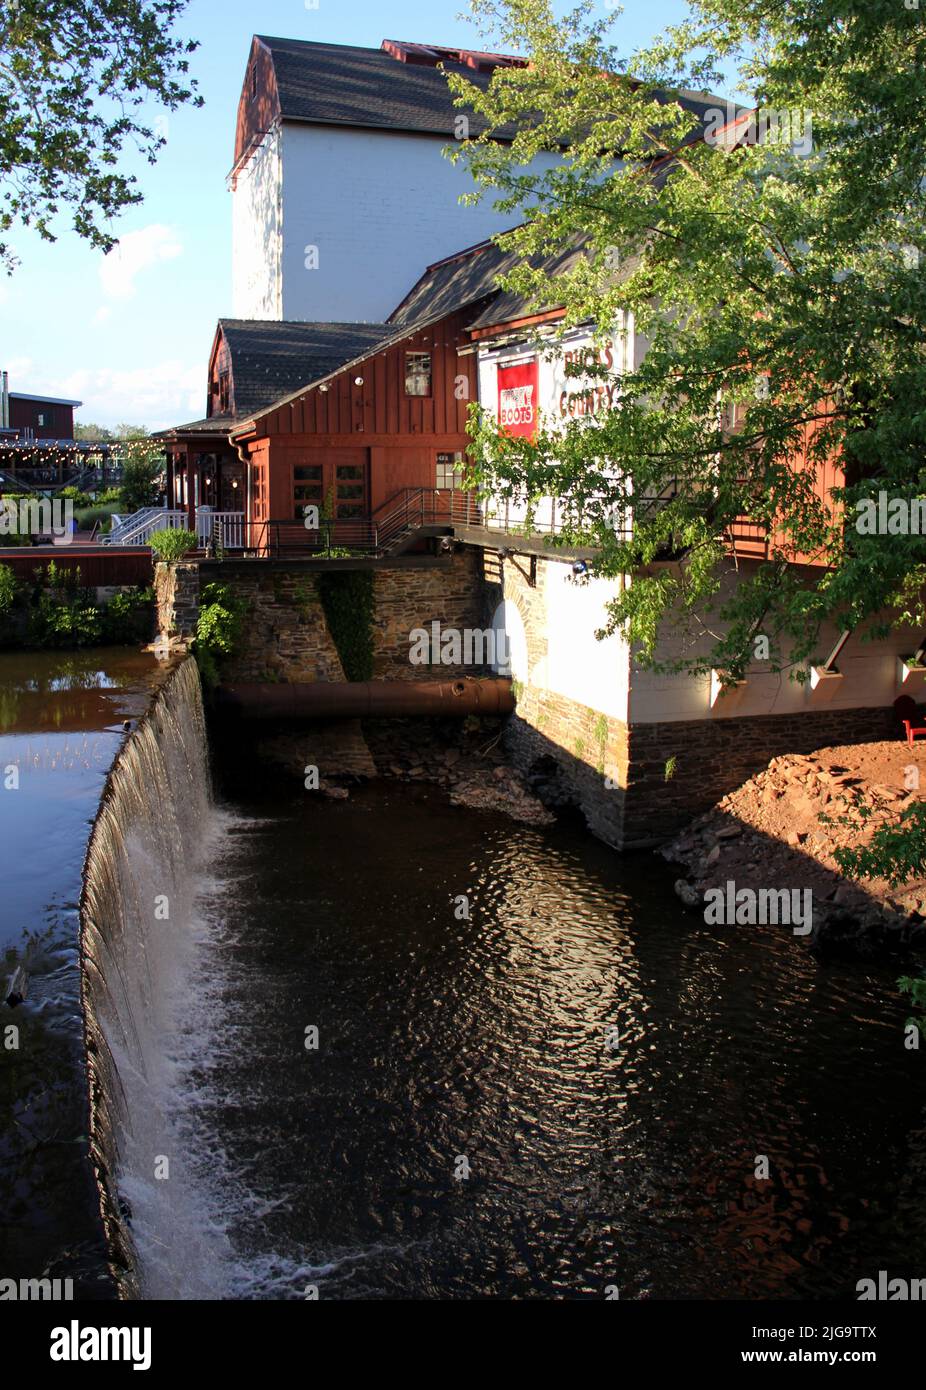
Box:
[138,772,926,1301]
[0,646,161,1295]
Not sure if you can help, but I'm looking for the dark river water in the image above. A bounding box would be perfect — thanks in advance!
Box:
[3,648,926,1301]
[154,759,926,1301]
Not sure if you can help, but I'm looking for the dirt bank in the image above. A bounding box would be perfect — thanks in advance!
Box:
[661,739,926,956]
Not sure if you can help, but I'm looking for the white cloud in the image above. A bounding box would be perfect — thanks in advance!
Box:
[99,224,183,301]
[92,305,112,326]
[62,360,203,431]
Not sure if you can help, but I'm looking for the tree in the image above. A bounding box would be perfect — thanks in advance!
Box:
[448,0,926,685]
[0,0,201,272]
[74,422,114,442]
[117,430,162,513]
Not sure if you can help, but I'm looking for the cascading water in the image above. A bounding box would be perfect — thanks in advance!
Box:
[80,658,224,1298]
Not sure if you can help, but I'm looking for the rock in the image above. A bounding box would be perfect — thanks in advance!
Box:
[323,785,349,800]
[674,879,701,909]
[716,825,742,840]
[705,844,721,866]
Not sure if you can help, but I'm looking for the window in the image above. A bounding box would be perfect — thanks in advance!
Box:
[37,413,45,427]
[293,464,323,521]
[405,352,432,397]
[436,452,463,489]
[218,371,230,413]
[251,64,257,99]
[336,462,365,519]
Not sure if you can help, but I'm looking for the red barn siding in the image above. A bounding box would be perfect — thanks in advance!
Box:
[9,397,75,440]
[238,310,478,528]
[231,39,280,181]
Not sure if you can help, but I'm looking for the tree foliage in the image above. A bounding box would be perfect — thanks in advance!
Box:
[0,0,201,271]
[448,0,926,682]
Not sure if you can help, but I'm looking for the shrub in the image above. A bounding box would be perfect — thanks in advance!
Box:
[150,528,197,565]
[0,564,16,618]
[59,487,93,509]
[75,505,119,534]
[101,587,154,644]
[193,582,248,687]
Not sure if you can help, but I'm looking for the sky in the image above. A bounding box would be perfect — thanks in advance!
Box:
[0,0,698,433]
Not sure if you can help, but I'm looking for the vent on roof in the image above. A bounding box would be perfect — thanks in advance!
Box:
[380,39,526,74]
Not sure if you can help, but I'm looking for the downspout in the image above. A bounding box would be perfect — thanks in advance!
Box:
[228,430,251,547]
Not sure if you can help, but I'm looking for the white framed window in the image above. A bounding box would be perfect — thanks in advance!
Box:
[436,451,463,489]
[405,352,432,397]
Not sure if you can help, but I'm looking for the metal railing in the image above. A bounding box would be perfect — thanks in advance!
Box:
[105,508,246,549]
[246,517,380,557]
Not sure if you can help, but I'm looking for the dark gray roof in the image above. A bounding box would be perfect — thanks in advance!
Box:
[257,37,505,138]
[256,36,737,144]
[389,234,625,335]
[388,238,516,326]
[155,415,234,438]
[220,319,390,419]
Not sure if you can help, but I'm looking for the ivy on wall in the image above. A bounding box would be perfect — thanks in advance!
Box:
[315,570,375,683]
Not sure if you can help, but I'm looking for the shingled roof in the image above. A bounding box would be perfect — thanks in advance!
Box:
[254,37,512,139]
[251,36,735,144]
[220,319,390,419]
[388,234,622,337]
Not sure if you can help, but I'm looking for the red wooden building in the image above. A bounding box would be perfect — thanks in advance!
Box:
[161,239,511,550]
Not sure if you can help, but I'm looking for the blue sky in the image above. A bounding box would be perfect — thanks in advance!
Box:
[0,0,697,432]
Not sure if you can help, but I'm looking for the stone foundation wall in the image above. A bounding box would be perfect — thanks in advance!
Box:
[503,694,628,847]
[207,550,490,684]
[622,704,899,847]
[485,554,630,847]
[215,570,346,683]
[372,549,490,680]
[154,561,200,641]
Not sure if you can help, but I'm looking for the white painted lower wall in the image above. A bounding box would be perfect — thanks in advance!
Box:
[629,562,923,723]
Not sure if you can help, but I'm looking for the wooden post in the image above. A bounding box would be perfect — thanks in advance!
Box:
[186,453,197,532]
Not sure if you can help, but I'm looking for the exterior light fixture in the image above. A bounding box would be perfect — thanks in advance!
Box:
[354,376,364,386]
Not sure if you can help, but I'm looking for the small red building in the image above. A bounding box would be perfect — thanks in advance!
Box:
[5,390,81,441]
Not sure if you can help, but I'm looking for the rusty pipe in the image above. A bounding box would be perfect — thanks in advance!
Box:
[215,677,515,720]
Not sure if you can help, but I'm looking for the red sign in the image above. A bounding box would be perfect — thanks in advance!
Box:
[497,360,539,439]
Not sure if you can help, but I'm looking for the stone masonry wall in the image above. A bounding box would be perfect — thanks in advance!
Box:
[207,550,489,685]
[623,703,898,848]
[154,561,200,642]
[214,570,346,684]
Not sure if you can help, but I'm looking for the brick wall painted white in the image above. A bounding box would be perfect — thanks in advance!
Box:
[232,128,283,320]
[278,124,560,323]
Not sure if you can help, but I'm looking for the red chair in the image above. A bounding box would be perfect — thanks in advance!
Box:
[894,694,926,748]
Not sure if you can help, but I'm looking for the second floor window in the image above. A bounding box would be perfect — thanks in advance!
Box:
[218,371,230,413]
[405,352,432,397]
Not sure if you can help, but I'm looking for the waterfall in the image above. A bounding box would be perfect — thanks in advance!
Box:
[80,657,216,1299]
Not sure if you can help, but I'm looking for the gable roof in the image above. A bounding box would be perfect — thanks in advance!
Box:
[388,234,605,337]
[251,36,735,144]
[254,36,512,140]
[219,319,390,420]
[387,238,516,327]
